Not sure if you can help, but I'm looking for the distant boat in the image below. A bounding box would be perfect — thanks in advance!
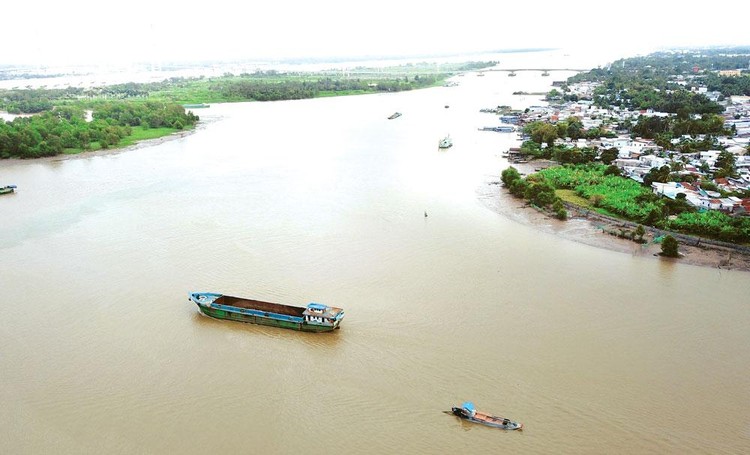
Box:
[182,103,210,109]
[0,185,17,195]
[448,402,523,430]
[438,136,453,149]
[188,292,344,332]
[388,112,402,120]
[478,126,515,133]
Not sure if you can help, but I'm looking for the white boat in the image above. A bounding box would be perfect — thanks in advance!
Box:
[438,136,453,149]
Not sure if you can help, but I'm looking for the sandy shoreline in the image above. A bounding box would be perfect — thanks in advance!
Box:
[479,175,750,273]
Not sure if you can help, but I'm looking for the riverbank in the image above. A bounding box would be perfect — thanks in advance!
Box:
[480,174,750,273]
[0,118,215,165]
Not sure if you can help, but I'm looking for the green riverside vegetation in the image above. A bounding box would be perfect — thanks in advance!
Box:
[0,102,198,159]
[502,164,750,244]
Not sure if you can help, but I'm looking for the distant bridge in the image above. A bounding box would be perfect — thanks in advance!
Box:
[317,67,589,78]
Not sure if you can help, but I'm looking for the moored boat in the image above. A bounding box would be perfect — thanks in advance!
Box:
[1,185,17,195]
[188,292,344,332]
[438,136,453,149]
[449,402,523,430]
[388,112,402,119]
[478,126,515,133]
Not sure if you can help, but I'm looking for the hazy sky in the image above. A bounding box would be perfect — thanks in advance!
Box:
[5,0,749,65]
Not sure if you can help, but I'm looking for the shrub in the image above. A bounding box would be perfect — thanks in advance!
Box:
[661,235,680,257]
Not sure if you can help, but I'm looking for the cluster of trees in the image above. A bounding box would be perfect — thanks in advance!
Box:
[520,121,617,165]
[458,61,498,71]
[591,84,724,115]
[667,210,750,243]
[630,113,728,139]
[501,166,567,220]
[523,119,615,146]
[0,87,86,113]
[703,73,750,97]
[216,75,439,102]
[569,48,750,86]
[0,101,197,159]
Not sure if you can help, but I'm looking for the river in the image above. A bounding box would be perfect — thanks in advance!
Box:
[1,51,749,454]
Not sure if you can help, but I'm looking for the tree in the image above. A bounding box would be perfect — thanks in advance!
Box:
[714,150,736,178]
[566,117,584,140]
[661,235,680,257]
[501,166,521,187]
[524,180,557,207]
[603,164,622,176]
[599,147,619,165]
[509,179,529,198]
[526,122,558,147]
[643,165,671,186]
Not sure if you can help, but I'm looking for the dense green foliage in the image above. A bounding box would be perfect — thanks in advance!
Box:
[0,102,197,159]
[0,87,86,113]
[703,73,750,96]
[516,164,750,243]
[537,164,665,222]
[667,211,750,243]
[501,166,566,218]
[216,75,440,101]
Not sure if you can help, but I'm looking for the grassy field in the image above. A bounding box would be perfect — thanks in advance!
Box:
[555,189,592,207]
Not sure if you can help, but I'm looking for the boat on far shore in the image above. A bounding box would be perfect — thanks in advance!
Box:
[188,292,345,333]
[448,402,523,430]
[1,185,17,195]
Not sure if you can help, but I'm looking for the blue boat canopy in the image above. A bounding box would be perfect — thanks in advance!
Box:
[307,303,328,311]
[461,402,476,413]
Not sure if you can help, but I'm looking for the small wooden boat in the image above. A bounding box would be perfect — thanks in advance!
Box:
[0,185,17,195]
[388,112,402,119]
[449,402,523,430]
[188,292,344,332]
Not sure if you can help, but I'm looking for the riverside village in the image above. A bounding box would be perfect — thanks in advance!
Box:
[503,70,750,216]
